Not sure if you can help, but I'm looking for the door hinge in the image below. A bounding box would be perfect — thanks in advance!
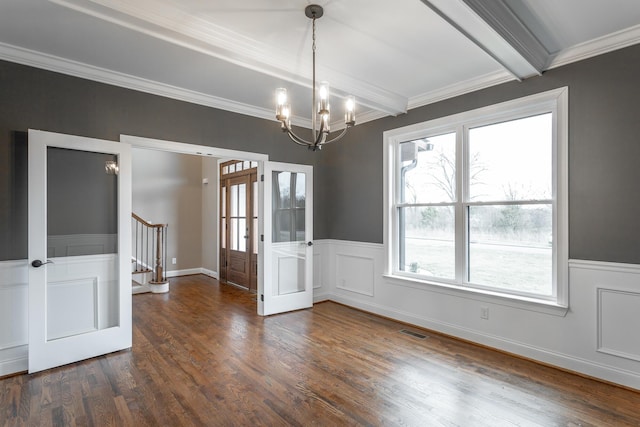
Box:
[260,294,264,302]
[261,174,264,182]
[261,234,264,242]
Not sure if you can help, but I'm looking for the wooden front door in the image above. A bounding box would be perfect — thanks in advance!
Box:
[220,160,258,292]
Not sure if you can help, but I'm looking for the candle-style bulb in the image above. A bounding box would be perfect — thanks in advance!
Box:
[345,96,356,126]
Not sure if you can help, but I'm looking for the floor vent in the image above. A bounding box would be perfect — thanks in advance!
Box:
[399,329,428,339]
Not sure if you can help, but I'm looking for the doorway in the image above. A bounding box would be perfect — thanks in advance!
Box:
[219,160,258,292]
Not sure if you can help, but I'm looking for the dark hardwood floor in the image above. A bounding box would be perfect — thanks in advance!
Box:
[2,274,639,426]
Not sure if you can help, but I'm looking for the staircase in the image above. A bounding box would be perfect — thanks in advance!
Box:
[132,213,169,294]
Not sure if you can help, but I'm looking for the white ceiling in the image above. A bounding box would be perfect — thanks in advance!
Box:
[1,0,639,130]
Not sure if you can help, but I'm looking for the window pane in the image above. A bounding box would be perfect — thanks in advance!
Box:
[295,209,305,242]
[468,204,552,295]
[253,218,258,254]
[230,184,238,216]
[238,218,246,252]
[253,181,258,218]
[399,206,455,280]
[222,165,228,175]
[401,132,456,204]
[230,218,238,250]
[274,211,291,243]
[295,173,306,208]
[221,186,226,218]
[221,218,226,249]
[469,113,552,202]
[229,163,236,173]
[238,183,246,217]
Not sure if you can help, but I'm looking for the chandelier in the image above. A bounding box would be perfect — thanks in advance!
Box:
[275,4,356,151]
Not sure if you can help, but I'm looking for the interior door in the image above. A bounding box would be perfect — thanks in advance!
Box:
[259,162,313,316]
[28,129,131,373]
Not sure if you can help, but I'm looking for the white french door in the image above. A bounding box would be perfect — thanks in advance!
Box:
[259,161,313,316]
[28,130,132,373]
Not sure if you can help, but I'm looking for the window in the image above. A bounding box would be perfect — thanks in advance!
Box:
[384,88,568,306]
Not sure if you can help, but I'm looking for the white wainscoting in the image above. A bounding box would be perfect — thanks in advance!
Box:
[4,243,639,390]
[311,240,640,391]
[598,288,640,362]
[0,260,28,376]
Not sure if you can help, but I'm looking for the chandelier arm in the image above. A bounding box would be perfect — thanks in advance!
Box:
[318,126,350,146]
[281,121,315,146]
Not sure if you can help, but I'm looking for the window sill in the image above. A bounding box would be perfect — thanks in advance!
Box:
[383,273,569,317]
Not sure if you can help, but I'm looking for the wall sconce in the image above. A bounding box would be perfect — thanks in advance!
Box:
[105,160,119,175]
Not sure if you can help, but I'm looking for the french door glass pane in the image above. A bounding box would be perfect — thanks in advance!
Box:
[399,206,455,279]
[468,204,552,295]
[272,169,306,295]
[238,183,246,217]
[46,147,119,341]
[276,171,291,209]
[400,132,456,204]
[230,218,238,250]
[469,113,552,202]
[221,186,226,218]
[231,184,238,216]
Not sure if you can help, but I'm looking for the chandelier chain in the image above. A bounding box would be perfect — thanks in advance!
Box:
[274,4,355,151]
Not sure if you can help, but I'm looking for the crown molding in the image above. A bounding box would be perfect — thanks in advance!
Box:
[548,24,640,70]
[408,69,515,111]
[0,42,276,123]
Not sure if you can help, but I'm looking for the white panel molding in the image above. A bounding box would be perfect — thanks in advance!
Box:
[335,253,375,297]
[329,290,640,390]
[313,253,322,290]
[549,24,640,70]
[0,260,29,352]
[0,260,29,376]
[597,288,640,362]
[313,240,640,390]
[47,277,99,341]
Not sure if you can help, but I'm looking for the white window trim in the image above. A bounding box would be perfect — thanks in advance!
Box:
[383,87,569,315]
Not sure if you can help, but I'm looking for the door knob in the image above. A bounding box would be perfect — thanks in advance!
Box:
[307,241,313,246]
[31,259,53,268]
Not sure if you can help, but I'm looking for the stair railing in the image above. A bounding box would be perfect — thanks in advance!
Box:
[132,213,168,285]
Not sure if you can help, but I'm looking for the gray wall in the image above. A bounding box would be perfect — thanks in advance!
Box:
[0,59,324,261]
[320,44,640,264]
[132,148,203,271]
[2,42,640,264]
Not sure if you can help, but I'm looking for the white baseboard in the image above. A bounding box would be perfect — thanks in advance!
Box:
[328,292,640,390]
[201,268,219,279]
[166,268,206,278]
[0,346,27,377]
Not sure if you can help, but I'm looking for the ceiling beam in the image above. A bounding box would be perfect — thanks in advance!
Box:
[420,0,547,80]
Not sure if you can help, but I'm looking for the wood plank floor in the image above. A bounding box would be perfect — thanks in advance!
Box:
[2,275,639,426]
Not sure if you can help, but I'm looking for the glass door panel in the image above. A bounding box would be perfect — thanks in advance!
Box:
[260,162,313,316]
[28,130,131,373]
